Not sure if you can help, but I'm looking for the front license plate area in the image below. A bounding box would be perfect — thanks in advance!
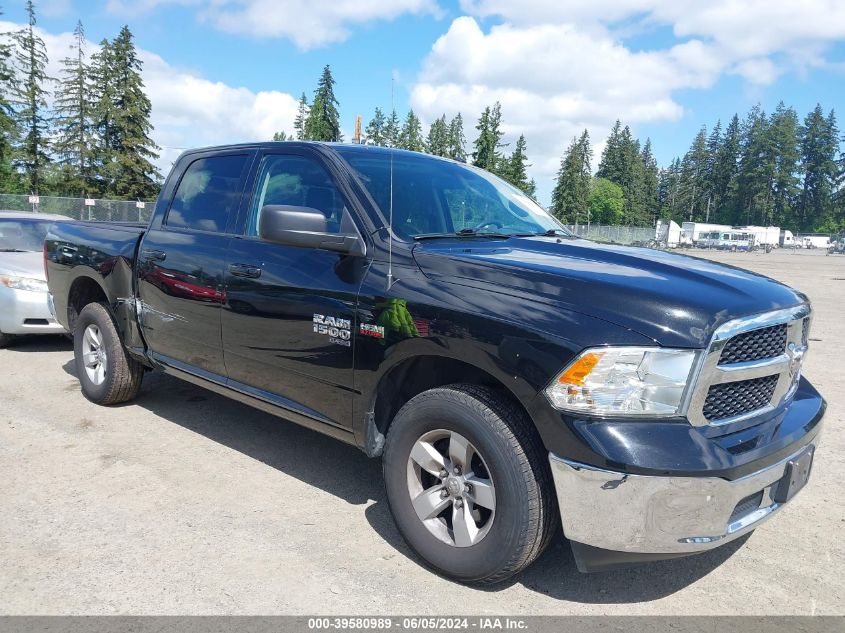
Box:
[773,446,814,504]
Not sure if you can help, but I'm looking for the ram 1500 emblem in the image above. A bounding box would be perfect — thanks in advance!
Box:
[313,314,351,347]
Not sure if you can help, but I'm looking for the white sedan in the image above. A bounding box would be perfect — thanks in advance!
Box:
[0,211,73,347]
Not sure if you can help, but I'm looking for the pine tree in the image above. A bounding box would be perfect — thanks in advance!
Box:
[0,6,18,191]
[798,105,839,230]
[472,102,507,175]
[304,65,341,142]
[12,0,52,194]
[272,131,289,141]
[365,107,386,146]
[736,105,771,225]
[101,26,161,199]
[293,92,308,140]
[768,102,800,227]
[447,113,466,161]
[398,109,425,152]
[504,134,534,196]
[384,109,400,148]
[640,138,659,223]
[678,126,709,222]
[89,37,115,194]
[596,120,623,182]
[426,115,449,157]
[710,114,740,221]
[551,130,591,223]
[54,20,96,195]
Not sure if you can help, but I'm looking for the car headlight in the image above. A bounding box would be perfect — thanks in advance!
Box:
[545,347,698,416]
[0,275,49,292]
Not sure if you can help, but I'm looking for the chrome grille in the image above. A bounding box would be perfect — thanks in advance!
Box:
[719,324,787,365]
[703,375,779,421]
[686,305,811,427]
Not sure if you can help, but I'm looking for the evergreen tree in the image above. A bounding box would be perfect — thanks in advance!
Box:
[447,113,466,161]
[657,158,682,220]
[54,20,96,195]
[398,109,425,152]
[272,131,289,141]
[503,134,534,196]
[0,6,18,191]
[640,138,659,222]
[426,115,449,157]
[293,92,308,140]
[736,105,771,224]
[551,130,591,223]
[710,114,740,221]
[100,26,161,198]
[365,107,386,146]
[304,65,341,142]
[596,120,623,182]
[472,102,506,175]
[678,126,709,222]
[768,102,800,227]
[11,0,52,193]
[384,109,400,148]
[798,105,839,230]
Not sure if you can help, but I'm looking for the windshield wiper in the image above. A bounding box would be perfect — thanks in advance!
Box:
[414,229,513,241]
[532,229,575,238]
[0,248,30,252]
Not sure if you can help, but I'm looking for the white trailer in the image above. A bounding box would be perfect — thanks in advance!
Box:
[797,234,831,249]
[680,222,730,247]
[780,230,795,247]
[740,225,781,247]
[655,219,682,247]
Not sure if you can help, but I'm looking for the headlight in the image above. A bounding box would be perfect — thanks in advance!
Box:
[0,275,49,292]
[545,347,698,416]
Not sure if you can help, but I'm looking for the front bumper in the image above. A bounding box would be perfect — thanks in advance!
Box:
[0,286,67,335]
[550,439,817,570]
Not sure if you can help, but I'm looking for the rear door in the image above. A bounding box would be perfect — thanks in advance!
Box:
[138,150,255,378]
[221,147,369,428]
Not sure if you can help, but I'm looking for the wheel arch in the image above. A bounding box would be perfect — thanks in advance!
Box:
[361,353,538,457]
[67,274,109,334]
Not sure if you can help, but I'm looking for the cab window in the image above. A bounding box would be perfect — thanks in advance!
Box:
[247,154,345,236]
[166,154,250,232]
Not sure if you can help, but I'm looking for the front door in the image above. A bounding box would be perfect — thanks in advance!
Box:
[221,149,369,428]
[138,150,253,377]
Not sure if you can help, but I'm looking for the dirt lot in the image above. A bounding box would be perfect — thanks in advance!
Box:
[1,248,843,615]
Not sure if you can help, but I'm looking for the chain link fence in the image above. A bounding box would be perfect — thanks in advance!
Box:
[564,224,654,245]
[0,193,155,223]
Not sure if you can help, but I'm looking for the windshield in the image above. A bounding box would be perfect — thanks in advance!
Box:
[0,219,59,252]
[336,148,569,240]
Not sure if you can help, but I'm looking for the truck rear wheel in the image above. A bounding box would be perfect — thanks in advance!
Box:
[74,302,144,405]
[382,384,558,584]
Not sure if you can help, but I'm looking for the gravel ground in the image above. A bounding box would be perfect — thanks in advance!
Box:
[1,248,843,615]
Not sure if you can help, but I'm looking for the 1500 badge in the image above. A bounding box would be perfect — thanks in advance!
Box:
[313,314,351,347]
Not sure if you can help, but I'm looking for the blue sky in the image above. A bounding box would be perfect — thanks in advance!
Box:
[3,0,844,204]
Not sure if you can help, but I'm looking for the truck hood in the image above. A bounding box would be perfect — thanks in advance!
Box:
[0,251,46,280]
[412,237,807,348]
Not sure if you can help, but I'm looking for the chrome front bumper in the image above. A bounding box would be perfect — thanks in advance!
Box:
[549,443,816,556]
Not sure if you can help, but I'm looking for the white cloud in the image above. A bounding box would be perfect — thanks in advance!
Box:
[107,0,441,50]
[1,21,299,175]
[411,2,845,202]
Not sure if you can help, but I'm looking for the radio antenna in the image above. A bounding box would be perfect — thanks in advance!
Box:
[386,74,397,290]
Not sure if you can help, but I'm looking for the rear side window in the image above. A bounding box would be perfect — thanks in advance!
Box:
[166,154,249,232]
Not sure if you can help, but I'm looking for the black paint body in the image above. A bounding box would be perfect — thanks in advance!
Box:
[45,142,825,483]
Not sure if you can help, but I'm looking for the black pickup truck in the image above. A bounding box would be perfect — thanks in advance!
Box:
[45,142,825,584]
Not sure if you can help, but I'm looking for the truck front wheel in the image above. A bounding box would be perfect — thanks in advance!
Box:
[382,384,558,584]
[74,302,144,405]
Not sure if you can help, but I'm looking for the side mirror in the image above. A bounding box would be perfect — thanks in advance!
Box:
[258,205,365,257]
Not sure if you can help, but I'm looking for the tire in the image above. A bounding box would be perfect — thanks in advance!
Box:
[382,384,558,584]
[73,302,144,405]
[0,330,14,348]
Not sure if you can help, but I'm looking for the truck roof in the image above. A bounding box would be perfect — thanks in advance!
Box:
[178,141,463,164]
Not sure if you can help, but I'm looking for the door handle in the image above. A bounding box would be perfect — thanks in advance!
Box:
[141,249,166,262]
[228,263,262,279]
